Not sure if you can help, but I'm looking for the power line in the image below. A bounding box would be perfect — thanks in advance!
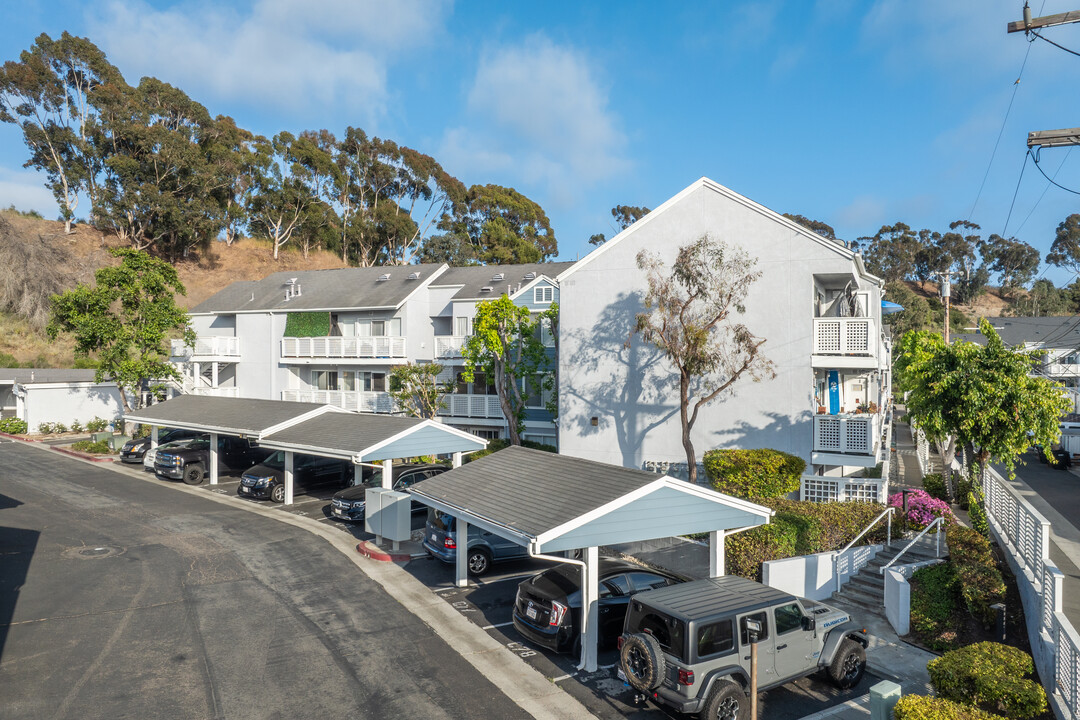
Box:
[1030,147,1080,195]
[1031,28,1080,56]
[1002,151,1030,236]
[1016,148,1072,233]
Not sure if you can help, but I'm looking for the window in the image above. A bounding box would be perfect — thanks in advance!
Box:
[739,612,769,645]
[603,574,631,596]
[774,603,804,635]
[533,285,553,304]
[540,321,555,347]
[340,371,356,392]
[627,572,672,592]
[697,620,735,658]
[370,320,385,336]
[454,316,471,337]
[471,428,501,440]
[311,370,338,391]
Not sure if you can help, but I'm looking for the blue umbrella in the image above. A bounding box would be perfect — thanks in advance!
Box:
[881,300,904,315]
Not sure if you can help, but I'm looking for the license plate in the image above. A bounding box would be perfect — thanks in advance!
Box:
[526,603,537,620]
[431,534,438,543]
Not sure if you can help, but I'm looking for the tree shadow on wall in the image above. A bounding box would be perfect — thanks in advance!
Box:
[708,409,812,458]
[563,291,679,468]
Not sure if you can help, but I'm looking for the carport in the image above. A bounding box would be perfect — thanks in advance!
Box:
[407,446,774,672]
[124,395,488,503]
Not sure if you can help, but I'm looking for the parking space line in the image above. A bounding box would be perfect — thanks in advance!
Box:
[480,621,514,630]
[433,586,457,593]
[551,674,574,683]
[475,572,536,586]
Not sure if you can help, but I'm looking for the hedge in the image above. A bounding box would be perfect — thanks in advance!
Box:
[0,417,27,434]
[703,448,806,499]
[283,311,330,337]
[947,525,1005,625]
[463,438,556,464]
[71,439,114,454]
[909,562,959,651]
[725,498,889,580]
[928,642,1048,720]
[892,695,1007,720]
[968,488,990,537]
[921,473,948,502]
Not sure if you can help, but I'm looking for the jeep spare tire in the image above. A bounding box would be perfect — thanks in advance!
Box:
[619,633,665,692]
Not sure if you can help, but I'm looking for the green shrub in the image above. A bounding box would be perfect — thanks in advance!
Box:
[956,476,973,510]
[85,417,109,433]
[52,422,68,433]
[69,420,84,433]
[726,521,797,580]
[703,448,806,499]
[909,562,959,651]
[37,422,54,434]
[968,488,990,538]
[947,525,1005,624]
[463,438,555,464]
[922,473,948,502]
[893,694,1007,720]
[284,311,331,337]
[928,642,1048,719]
[0,417,28,434]
[862,463,883,478]
[70,439,114,454]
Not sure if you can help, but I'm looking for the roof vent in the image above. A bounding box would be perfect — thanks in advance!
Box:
[479,286,493,294]
[283,278,302,300]
[407,271,421,280]
[491,273,504,282]
[523,272,536,280]
[377,273,391,282]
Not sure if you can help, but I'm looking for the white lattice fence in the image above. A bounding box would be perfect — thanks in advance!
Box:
[800,476,886,503]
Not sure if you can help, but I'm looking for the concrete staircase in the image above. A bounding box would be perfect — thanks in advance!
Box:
[832,538,946,613]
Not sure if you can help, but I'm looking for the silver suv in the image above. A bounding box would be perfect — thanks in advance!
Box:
[618,575,867,720]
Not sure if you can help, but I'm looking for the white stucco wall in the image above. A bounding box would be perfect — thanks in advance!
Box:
[234,313,281,400]
[558,179,882,471]
[22,382,124,430]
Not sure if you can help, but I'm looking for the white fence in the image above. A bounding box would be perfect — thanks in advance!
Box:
[281,389,395,413]
[814,414,879,455]
[800,475,887,503]
[281,336,407,359]
[438,394,503,419]
[435,336,466,358]
[813,317,877,356]
[983,466,1080,719]
[171,336,240,358]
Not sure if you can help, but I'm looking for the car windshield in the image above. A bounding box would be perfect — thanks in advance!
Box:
[262,451,286,469]
[428,509,454,532]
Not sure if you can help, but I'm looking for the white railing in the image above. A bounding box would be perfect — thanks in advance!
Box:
[835,507,894,592]
[435,336,466,359]
[800,475,887,503]
[982,466,1079,719]
[813,317,878,356]
[437,394,503,419]
[189,386,239,398]
[171,336,240,358]
[914,425,931,477]
[879,516,944,575]
[281,389,394,413]
[280,336,407,359]
[814,413,879,455]
[1045,362,1080,377]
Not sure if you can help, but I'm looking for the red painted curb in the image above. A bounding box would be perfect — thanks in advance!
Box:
[0,432,41,442]
[50,445,117,463]
[355,540,411,563]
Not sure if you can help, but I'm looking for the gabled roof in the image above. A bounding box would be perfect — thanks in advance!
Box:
[123,395,336,437]
[408,446,773,553]
[190,264,448,314]
[558,177,881,287]
[430,262,576,301]
[952,316,1080,349]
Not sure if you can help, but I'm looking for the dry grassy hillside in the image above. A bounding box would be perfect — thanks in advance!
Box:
[903,280,1013,324]
[0,210,348,366]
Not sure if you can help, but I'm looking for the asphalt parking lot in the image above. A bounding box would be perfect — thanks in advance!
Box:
[113,458,880,720]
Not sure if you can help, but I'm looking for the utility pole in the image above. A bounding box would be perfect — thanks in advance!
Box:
[1010,3,1080,148]
[933,270,960,343]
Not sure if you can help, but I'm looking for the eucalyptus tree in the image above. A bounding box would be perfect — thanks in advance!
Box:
[1046,213,1080,274]
[981,234,1040,290]
[426,184,556,265]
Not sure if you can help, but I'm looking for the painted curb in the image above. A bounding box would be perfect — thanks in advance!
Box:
[49,445,118,463]
[0,432,41,442]
[356,540,411,563]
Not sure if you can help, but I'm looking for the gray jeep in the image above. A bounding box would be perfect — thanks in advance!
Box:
[618,575,867,720]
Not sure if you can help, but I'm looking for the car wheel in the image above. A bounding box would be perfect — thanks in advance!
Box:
[270,483,286,503]
[703,679,747,720]
[467,548,492,576]
[828,638,866,689]
[619,632,665,692]
[182,465,204,485]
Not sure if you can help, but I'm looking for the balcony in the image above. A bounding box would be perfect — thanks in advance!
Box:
[812,317,879,368]
[171,336,240,359]
[438,394,503,419]
[1044,362,1080,378]
[812,413,881,467]
[281,389,394,413]
[281,336,407,361]
[189,386,240,398]
[435,336,467,359]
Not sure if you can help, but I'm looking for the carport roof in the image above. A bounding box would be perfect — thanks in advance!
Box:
[123,395,333,437]
[408,446,773,553]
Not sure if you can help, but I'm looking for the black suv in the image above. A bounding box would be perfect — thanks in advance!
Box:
[237,451,352,503]
[119,428,202,463]
[618,575,867,719]
[329,463,448,522]
[154,436,272,484]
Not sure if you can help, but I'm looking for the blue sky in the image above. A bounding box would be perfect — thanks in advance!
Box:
[3,0,1080,285]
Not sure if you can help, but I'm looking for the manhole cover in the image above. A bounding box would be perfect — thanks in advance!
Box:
[64,545,125,560]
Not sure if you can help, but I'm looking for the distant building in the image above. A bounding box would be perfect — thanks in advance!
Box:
[0,369,123,430]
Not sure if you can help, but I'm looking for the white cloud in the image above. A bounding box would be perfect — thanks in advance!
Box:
[86,0,450,122]
[440,34,628,206]
[0,167,60,219]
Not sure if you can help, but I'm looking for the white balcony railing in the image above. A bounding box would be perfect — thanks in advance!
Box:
[814,413,880,456]
[438,394,503,419]
[1044,362,1080,377]
[189,386,240,398]
[280,336,407,360]
[281,389,395,413]
[171,336,241,358]
[813,317,877,356]
[435,336,467,359]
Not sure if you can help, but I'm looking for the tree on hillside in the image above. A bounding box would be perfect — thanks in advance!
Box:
[981,234,1040,290]
[46,248,194,418]
[634,234,776,484]
[208,115,260,246]
[1007,279,1072,317]
[0,32,121,233]
[1046,213,1080,274]
[461,295,553,445]
[783,213,837,241]
[388,362,450,419]
[857,223,920,283]
[589,204,651,246]
[896,320,1069,484]
[424,184,556,265]
[883,282,935,337]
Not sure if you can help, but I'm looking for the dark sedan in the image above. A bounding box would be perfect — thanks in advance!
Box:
[512,558,683,654]
[329,463,448,521]
[238,451,352,503]
[119,428,202,463]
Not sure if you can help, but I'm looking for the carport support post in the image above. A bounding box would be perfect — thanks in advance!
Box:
[709,530,726,577]
[452,452,462,468]
[382,458,393,489]
[455,519,469,587]
[284,451,294,505]
[150,425,159,449]
[209,432,219,485]
[354,464,363,486]
[580,546,599,672]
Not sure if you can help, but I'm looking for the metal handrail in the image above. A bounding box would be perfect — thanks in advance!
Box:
[834,507,894,592]
[879,516,945,575]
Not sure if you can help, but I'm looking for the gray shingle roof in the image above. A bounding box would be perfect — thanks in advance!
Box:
[190,264,447,314]
[952,316,1080,348]
[627,575,796,619]
[430,263,576,300]
[0,368,108,385]
[260,412,422,454]
[408,445,662,538]
[123,395,326,436]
